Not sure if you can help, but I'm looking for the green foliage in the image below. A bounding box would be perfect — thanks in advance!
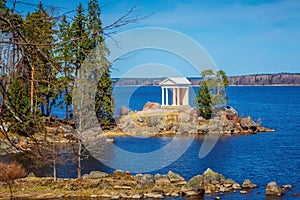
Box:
[195,69,229,119]
[4,77,35,135]
[1,0,115,129]
[195,81,212,119]
[95,67,115,128]
[23,2,59,117]
[71,3,89,73]
[87,0,103,47]
[56,15,74,119]
[86,0,114,128]
[201,69,214,77]
[216,70,229,87]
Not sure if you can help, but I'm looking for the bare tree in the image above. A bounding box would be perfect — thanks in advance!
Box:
[0,162,26,199]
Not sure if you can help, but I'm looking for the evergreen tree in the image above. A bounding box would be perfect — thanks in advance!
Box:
[23,2,58,116]
[87,0,103,48]
[95,66,115,128]
[195,80,212,119]
[4,77,34,135]
[86,0,114,128]
[71,3,88,75]
[57,15,74,120]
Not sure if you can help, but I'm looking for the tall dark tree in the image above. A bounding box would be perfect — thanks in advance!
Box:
[57,15,74,120]
[86,0,114,128]
[4,77,34,135]
[87,0,103,47]
[195,80,212,119]
[23,2,58,116]
[71,3,88,76]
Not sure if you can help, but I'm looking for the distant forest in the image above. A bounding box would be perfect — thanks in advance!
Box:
[112,73,300,86]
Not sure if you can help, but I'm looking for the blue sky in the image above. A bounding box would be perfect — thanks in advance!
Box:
[8,0,300,77]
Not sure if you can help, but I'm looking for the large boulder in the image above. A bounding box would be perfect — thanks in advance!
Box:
[266,181,285,196]
[242,179,257,189]
[143,102,161,111]
[82,171,108,179]
[202,168,225,184]
[167,171,185,182]
[166,171,186,186]
[135,174,155,188]
[216,106,238,120]
[184,175,203,189]
[240,116,257,132]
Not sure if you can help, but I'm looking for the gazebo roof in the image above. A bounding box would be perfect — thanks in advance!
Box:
[159,77,191,86]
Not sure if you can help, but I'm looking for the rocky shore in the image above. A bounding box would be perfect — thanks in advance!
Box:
[117,102,275,137]
[0,102,275,156]
[0,168,297,200]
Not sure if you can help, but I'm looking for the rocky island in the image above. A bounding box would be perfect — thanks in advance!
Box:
[116,102,274,137]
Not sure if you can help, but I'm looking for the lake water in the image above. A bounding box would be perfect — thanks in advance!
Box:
[111,86,300,199]
[10,86,300,199]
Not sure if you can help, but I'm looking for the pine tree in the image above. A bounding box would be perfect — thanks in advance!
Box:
[95,66,115,128]
[57,15,74,120]
[4,77,34,135]
[23,2,58,116]
[86,0,115,128]
[71,3,88,76]
[87,0,103,48]
[195,80,212,119]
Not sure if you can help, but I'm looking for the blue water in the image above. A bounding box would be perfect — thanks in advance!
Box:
[49,86,300,199]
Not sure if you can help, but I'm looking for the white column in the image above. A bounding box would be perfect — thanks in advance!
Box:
[177,88,180,106]
[186,88,189,105]
[183,88,188,105]
[166,88,169,106]
[161,87,164,106]
[172,88,176,105]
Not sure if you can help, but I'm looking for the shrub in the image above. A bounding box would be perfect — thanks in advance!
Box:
[0,162,26,199]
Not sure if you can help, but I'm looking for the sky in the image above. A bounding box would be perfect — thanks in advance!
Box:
[6,0,300,77]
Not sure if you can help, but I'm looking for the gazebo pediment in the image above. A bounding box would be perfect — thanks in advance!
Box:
[159,77,191,86]
[160,79,177,86]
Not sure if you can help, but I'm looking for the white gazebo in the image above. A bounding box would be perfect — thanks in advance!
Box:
[159,77,191,107]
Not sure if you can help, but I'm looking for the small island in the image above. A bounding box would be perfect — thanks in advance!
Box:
[116,101,274,137]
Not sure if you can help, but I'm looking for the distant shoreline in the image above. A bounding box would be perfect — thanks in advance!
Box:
[229,84,300,86]
[112,72,300,86]
[113,84,300,87]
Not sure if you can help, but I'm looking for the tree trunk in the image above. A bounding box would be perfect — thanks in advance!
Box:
[8,183,13,200]
[65,88,68,120]
[53,143,57,182]
[30,51,35,113]
[77,141,82,179]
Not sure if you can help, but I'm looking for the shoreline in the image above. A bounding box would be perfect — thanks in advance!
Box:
[0,168,295,199]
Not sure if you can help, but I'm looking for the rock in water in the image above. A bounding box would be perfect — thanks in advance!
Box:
[202,168,225,184]
[167,171,185,183]
[184,175,203,189]
[240,117,257,132]
[143,102,161,111]
[282,184,292,189]
[266,181,285,196]
[242,179,257,189]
